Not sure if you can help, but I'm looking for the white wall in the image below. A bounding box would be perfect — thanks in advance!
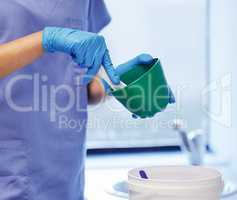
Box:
[87,0,208,148]
[209,0,237,175]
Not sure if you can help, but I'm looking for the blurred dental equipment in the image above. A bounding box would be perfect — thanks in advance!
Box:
[172,119,205,165]
[172,119,237,198]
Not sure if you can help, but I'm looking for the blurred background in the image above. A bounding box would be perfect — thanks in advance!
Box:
[85,0,237,199]
[87,0,208,149]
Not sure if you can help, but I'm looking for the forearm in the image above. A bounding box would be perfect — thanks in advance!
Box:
[0,28,112,103]
[0,31,43,78]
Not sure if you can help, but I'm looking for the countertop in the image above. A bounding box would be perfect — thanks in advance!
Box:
[85,151,237,200]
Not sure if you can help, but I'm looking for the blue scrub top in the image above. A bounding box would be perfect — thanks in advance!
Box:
[0,1,111,200]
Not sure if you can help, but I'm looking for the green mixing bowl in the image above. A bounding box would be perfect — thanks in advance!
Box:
[111,58,170,118]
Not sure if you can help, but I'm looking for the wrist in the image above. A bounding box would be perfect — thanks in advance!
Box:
[42,27,74,53]
[42,27,57,52]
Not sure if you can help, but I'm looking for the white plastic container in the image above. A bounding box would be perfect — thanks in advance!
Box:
[128,166,223,200]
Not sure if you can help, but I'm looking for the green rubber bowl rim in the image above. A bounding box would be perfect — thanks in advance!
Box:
[112,58,160,93]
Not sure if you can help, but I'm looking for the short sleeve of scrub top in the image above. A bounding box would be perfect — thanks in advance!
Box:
[88,0,111,33]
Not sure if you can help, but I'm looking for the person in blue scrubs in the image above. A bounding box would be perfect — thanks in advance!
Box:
[0,1,174,200]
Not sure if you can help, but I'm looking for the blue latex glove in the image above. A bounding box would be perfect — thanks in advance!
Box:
[101,54,175,103]
[42,27,120,85]
[116,54,154,76]
[100,54,154,95]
